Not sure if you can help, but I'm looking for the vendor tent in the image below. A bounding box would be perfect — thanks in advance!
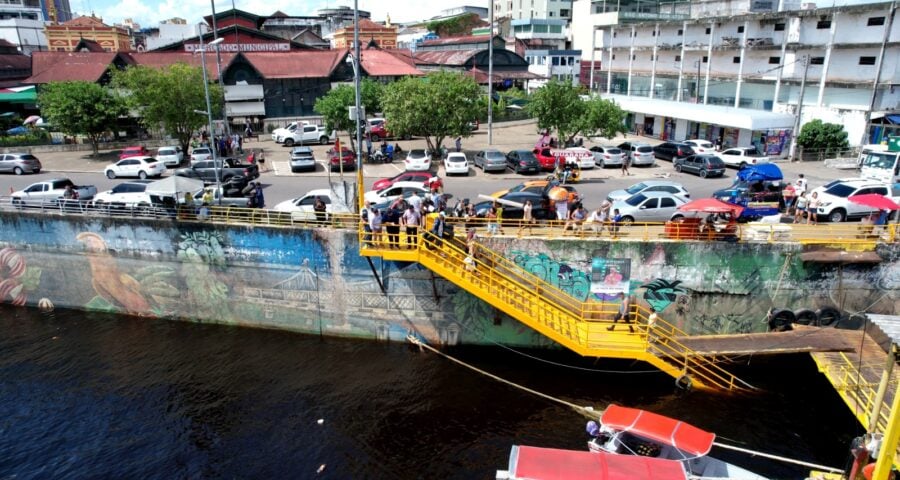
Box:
[736,163,783,182]
[145,176,204,197]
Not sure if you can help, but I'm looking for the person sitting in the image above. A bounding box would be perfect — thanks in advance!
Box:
[393,143,403,157]
[386,143,394,161]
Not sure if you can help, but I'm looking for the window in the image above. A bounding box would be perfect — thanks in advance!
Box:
[705,27,711,34]
[552,56,560,66]
[632,54,636,60]
[675,54,681,62]
[774,22,785,31]
[549,11,554,16]
[549,25,562,33]
[652,30,656,36]
[702,56,708,63]
[868,16,885,26]
[612,54,616,60]
[733,56,741,63]
[677,29,683,35]
[769,56,780,64]
[810,56,825,65]
[816,19,831,29]
[660,198,676,208]
[560,9,569,17]
[737,25,744,33]
[859,56,877,65]
[613,31,617,38]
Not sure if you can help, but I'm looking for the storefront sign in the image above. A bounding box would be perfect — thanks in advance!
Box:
[184,43,290,52]
[764,129,791,156]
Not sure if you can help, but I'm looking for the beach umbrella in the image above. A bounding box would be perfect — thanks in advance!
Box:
[547,186,570,202]
[23,115,41,125]
[677,198,744,217]
[848,193,900,211]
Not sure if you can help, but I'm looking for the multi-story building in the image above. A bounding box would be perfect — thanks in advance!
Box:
[45,15,133,52]
[494,0,574,20]
[571,0,900,148]
[524,48,581,90]
[332,19,398,49]
[42,0,71,23]
[144,19,206,51]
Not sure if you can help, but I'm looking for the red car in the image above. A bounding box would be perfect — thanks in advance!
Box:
[372,171,437,191]
[120,146,150,160]
[368,122,392,142]
[532,147,558,171]
[329,147,356,171]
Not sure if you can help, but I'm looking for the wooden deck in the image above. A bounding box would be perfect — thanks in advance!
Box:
[677,326,862,356]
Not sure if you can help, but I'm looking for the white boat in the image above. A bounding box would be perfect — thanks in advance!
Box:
[586,404,768,479]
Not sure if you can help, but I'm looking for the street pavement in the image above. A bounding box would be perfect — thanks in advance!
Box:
[0,121,854,209]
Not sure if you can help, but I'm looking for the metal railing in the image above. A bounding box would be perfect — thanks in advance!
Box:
[820,351,896,434]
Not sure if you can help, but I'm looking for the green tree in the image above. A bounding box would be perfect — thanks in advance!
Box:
[797,119,849,157]
[112,63,222,155]
[313,78,383,150]
[528,80,626,144]
[381,71,481,151]
[37,81,125,157]
[576,97,627,141]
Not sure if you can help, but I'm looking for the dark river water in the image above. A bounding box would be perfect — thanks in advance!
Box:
[0,306,863,479]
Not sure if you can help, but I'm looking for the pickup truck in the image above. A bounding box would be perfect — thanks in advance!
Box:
[272,122,335,146]
[191,186,254,208]
[718,147,770,169]
[11,178,97,206]
[174,157,259,185]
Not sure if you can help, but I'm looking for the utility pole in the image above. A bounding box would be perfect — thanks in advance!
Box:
[209,0,230,137]
[788,55,810,162]
[695,60,701,103]
[487,0,494,145]
[864,1,896,145]
[353,0,363,209]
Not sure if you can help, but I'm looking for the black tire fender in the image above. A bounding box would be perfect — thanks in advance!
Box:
[793,308,818,326]
[816,307,841,327]
[768,308,795,331]
[675,374,693,391]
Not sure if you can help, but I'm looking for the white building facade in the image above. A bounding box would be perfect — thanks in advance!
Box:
[525,48,582,90]
[494,0,574,20]
[571,0,900,148]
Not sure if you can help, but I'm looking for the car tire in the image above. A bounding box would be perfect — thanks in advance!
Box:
[597,160,605,168]
[13,167,23,175]
[106,170,116,179]
[674,164,683,173]
[138,171,148,179]
[828,208,846,223]
[739,162,748,169]
[699,169,708,178]
[670,214,684,221]
[370,134,381,143]
[621,216,635,225]
[284,138,294,147]
[319,136,330,145]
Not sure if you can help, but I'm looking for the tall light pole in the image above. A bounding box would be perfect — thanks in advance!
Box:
[198,26,224,203]
[487,0,494,145]
[353,0,363,212]
[209,0,230,136]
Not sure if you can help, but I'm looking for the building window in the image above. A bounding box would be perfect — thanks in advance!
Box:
[816,19,831,29]
[631,54,636,60]
[774,22,785,31]
[549,11,554,16]
[737,25,744,33]
[560,9,569,17]
[733,56,741,63]
[552,57,560,65]
[705,27,711,34]
[675,54,681,62]
[702,56,708,63]
[859,56,877,65]
[652,30,656,36]
[769,56,780,64]
[612,54,616,60]
[810,56,825,65]
[677,28,683,35]
[549,25,562,33]
[868,16,886,26]
[613,31,617,38]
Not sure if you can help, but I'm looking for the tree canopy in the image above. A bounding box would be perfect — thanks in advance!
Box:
[313,78,383,149]
[381,71,481,151]
[527,80,626,143]
[797,119,849,156]
[37,81,126,156]
[112,63,222,155]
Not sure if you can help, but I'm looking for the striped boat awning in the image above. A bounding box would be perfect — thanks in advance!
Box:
[0,86,36,103]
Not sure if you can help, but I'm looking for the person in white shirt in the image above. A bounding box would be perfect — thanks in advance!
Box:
[588,203,610,235]
[795,174,807,195]
[408,191,423,212]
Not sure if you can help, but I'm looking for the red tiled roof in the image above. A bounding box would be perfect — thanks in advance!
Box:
[0,54,31,72]
[357,19,395,31]
[130,52,238,81]
[0,39,16,49]
[241,50,345,79]
[419,34,491,47]
[381,48,416,67]
[411,50,478,66]
[464,67,545,83]
[25,51,120,84]
[359,49,422,77]
[63,15,109,27]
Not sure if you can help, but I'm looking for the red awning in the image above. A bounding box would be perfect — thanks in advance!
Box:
[507,445,688,480]
[601,405,715,457]
[677,198,744,218]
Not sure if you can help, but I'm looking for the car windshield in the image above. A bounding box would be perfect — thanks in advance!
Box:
[144,158,158,163]
[636,146,653,153]
[517,151,536,161]
[159,149,174,155]
[508,184,528,193]
[862,152,898,169]
[824,184,856,198]
[485,151,504,159]
[625,183,648,194]
[20,154,38,160]
[606,148,622,154]
[625,193,648,206]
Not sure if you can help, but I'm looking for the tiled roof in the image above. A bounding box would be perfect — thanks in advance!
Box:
[241,50,345,78]
[419,34,491,47]
[464,67,545,83]
[25,51,120,84]
[411,50,478,66]
[63,15,110,28]
[130,52,238,81]
[0,54,31,72]
[0,39,17,49]
[359,49,422,76]
[357,19,395,31]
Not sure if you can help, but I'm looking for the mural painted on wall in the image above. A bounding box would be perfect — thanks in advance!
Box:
[0,247,39,306]
[640,279,688,313]
[508,250,591,300]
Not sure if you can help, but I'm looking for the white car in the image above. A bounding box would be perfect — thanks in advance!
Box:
[563,147,595,169]
[190,147,213,164]
[363,181,431,205]
[104,156,167,179]
[590,145,625,168]
[443,152,469,175]
[612,191,690,224]
[683,139,716,154]
[92,180,154,209]
[404,149,432,172]
[811,178,894,222]
[273,189,350,221]
[157,146,183,167]
[607,180,691,203]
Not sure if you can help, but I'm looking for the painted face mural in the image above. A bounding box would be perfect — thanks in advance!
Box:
[640,279,688,313]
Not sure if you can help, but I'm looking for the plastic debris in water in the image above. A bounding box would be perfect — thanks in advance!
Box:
[317,464,326,474]
[317,418,324,425]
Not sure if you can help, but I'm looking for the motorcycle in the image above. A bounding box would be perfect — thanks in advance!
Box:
[548,163,581,185]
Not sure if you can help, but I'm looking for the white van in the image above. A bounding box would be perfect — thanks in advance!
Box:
[857,144,887,167]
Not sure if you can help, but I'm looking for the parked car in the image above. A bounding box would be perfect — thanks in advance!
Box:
[119,146,150,160]
[289,146,316,172]
[443,152,469,175]
[606,181,690,203]
[190,147,213,164]
[652,142,695,162]
[532,147,558,171]
[11,178,97,206]
[612,191,689,224]
[683,139,716,154]
[473,192,555,221]
[328,147,356,172]
[0,153,41,175]
[275,123,334,146]
[372,171,436,191]
[105,156,167,179]
[718,147,770,169]
[404,149,432,172]
[617,142,656,166]
[491,181,578,202]
[273,189,350,221]
[562,147,595,169]
[157,146,183,167]
[270,121,308,142]
[474,149,507,172]
[175,157,259,184]
[811,178,894,222]
[92,180,155,210]
[363,181,431,205]
[590,145,625,168]
[674,154,727,178]
[506,150,540,174]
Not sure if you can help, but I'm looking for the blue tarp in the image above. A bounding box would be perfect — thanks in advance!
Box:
[736,163,783,182]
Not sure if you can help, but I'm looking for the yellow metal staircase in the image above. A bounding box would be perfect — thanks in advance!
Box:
[360,229,752,392]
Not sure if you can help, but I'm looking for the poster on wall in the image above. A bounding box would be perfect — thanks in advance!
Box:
[764,129,791,156]
[590,255,632,299]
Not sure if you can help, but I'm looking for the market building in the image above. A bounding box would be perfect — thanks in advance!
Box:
[44,14,133,52]
[332,18,398,49]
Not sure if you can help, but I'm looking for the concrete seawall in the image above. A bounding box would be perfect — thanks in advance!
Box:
[0,211,896,347]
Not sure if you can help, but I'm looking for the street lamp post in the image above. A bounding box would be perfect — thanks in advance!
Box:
[353,0,363,212]
[197,26,224,204]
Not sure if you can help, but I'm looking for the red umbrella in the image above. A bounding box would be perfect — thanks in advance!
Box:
[848,193,900,211]
[677,198,744,217]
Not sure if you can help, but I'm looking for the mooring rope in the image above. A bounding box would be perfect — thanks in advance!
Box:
[712,441,844,474]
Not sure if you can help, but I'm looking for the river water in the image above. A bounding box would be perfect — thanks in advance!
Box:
[0,305,863,479]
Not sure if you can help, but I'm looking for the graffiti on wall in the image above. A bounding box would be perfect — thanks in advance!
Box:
[509,250,591,300]
[640,279,688,313]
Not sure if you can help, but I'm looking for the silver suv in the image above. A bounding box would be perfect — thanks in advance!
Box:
[0,153,41,175]
[617,142,656,167]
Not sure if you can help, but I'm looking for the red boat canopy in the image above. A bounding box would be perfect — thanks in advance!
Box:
[506,445,688,480]
[600,405,715,457]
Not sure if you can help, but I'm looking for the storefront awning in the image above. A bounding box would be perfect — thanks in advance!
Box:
[602,94,795,131]
[0,86,36,104]
[225,101,265,117]
[224,84,264,102]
